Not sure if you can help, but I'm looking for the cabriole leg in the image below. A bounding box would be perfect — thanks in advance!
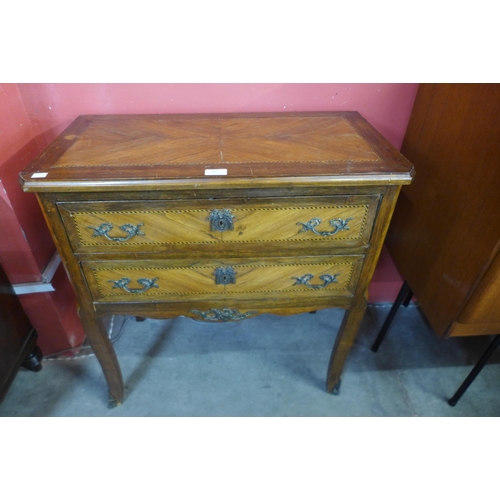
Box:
[326,298,368,394]
[78,309,124,407]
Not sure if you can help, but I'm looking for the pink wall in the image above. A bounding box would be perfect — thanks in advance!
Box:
[0,84,86,355]
[0,85,54,276]
[1,83,418,355]
[18,84,417,149]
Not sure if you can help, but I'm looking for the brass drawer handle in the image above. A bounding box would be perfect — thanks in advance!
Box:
[214,266,237,285]
[108,277,159,294]
[296,217,353,237]
[88,222,145,242]
[190,308,258,321]
[292,273,339,290]
[207,209,235,232]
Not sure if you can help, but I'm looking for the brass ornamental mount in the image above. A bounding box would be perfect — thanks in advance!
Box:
[214,266,237,285]
[190,308,258,322]
[108,277,159,294]
[292,273,340,290]
[207,209,235,232]
[297,217,353,237]
[88,222,145,242]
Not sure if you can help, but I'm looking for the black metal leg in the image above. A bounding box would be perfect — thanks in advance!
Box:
[448,334,500,407]
[371,281,413,352]
[402,289,414,307]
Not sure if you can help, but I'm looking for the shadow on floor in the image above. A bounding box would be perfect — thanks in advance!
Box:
[0,305,498,416]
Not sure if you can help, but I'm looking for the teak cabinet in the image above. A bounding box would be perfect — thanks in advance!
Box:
[386,84,500,339]
[20,112,414,407]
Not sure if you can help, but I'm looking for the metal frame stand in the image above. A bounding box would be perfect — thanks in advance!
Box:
[448,334,500,406]
[371,281,499,407]
[371,281,413,352]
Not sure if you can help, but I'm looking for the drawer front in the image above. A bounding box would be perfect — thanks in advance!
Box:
[58,196,379,253]
[82,255,364,303]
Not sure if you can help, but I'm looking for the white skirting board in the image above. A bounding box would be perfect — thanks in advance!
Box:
[12,252,61,295]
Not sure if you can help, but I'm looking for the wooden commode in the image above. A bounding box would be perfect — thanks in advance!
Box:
[20,112,414,407]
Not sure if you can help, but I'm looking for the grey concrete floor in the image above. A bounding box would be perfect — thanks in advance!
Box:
[1,304,499,416]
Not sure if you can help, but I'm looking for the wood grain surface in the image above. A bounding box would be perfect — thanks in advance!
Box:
[20,112,414,406]
[20,112,414,192]
[58,195,378,251]
[386,84,500,337]
[82,255,363,302]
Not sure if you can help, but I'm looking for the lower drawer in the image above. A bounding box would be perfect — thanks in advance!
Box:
[82,255,364,303]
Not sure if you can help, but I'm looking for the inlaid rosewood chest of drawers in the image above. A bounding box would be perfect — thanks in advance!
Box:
[20,112,414,407]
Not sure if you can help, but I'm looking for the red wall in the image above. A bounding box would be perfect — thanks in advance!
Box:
[1,83,418,355]
[0,84,54,276]
[18,83,417,149]
[0,84,86,355]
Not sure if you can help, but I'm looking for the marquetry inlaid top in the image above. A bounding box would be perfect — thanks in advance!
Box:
[54,115,381,167]
[20,112,414,192]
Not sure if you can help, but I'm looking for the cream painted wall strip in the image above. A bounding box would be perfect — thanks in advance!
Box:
[12,252,61,295]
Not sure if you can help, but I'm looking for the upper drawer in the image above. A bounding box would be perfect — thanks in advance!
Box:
[57,195,380,253]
